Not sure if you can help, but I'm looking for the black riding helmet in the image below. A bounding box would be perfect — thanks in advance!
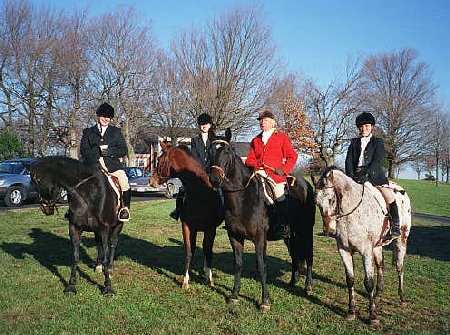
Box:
[355,112,375,127]
[197,113,213,125]
[96,102,115,118]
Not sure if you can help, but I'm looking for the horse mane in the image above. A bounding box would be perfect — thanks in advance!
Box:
[37,156,99,179]
[172,146,214,189]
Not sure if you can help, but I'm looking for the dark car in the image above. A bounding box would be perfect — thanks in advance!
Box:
[124,166,181,198]
[0,158,39,207]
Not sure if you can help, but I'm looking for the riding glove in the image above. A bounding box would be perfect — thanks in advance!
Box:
[100,146,114,157]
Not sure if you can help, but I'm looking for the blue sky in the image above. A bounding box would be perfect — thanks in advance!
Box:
[31,0,450,107]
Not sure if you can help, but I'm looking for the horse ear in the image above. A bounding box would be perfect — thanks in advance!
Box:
[311,174,319,187]
[160,141,169,152]
[225,128,232,143]
[208,129,216,142]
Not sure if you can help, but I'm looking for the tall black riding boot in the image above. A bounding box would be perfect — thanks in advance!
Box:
[273,198,290,240]
[383,201,401,241]
[118,189,131,221]
[170,188,185,220]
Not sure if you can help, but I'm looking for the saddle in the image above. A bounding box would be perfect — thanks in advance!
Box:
[99,165,122,209]
[257,174,299,205]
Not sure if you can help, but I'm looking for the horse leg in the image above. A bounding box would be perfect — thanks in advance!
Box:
[202,229,216,287]
[228,235,244,304]
[392,237,407,306]
[373,246,384,300]
[304,229,314,293]
[107,222,124,276]
[181,222,194,289]
[64,224,82,295]
[99,229,114,296]
[94,232,103,273]
[255,233,270,311]
[362,251,379,326]
[339,248,356,320]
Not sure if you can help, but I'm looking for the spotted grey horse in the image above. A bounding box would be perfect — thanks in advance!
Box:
[313,166,411,326]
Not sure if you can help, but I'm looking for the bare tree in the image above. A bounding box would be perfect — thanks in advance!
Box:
[172,6,279,135]
[52,10,90,158]
[266,74,317,156]
[360,48,436,178]
[86,5,156,164]
[147,51,193,144]
[302,57,364,166]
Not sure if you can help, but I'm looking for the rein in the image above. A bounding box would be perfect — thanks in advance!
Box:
[324,183,365,220]
[211,165,257,192]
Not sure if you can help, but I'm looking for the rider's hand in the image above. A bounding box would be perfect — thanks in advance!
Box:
[99,146,113,157]
[274,168,285,176]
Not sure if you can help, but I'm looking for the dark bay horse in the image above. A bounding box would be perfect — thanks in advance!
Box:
[149,142,223,289]
[313,166,411,325]
[209,129,315,311]
[29,156,123,295]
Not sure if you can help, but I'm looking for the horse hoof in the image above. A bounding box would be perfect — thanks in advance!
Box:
[260,302,271,312]
[94,265,103,273]
[306,285,313,293]
[401,301,407,308]
[181,282,189,289]
[227,297,239,305]
[370,319,381,327]
[345,314,356,321]
[103,287,115,296]
[64,285,77,295]
[206,280,215,288]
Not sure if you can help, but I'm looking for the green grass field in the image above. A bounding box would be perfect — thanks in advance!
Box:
[0,179,449,334]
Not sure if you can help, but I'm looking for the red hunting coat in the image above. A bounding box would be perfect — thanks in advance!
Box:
[245,129,298,183]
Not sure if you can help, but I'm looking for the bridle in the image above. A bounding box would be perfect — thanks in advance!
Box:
[154,150,172,183]
[210,139,257,192]
[319,183,365,221]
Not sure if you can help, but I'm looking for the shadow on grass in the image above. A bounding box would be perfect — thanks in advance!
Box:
[0,227,101,292]
[403,224,450,262]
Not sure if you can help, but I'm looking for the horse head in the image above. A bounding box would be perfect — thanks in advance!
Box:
[209,128,239,188]
[313,166,342,236]
[149,141,173,188]
[29,160,61,216]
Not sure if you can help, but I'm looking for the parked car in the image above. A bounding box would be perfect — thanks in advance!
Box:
[0,157,68,207]
[124,167,181,199]
[0,158,39,207]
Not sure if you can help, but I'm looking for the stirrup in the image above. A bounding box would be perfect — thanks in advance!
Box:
[118,207,130,222]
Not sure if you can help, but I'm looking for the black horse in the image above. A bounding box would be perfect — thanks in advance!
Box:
[29,156,123,295]
[210,129,315,311]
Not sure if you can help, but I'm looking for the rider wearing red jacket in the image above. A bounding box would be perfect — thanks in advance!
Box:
[245,109,298,240]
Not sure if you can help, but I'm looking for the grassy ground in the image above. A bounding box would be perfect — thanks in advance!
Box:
[0,180,449,335]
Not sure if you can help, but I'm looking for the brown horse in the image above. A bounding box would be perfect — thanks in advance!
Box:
[149,142,223,289]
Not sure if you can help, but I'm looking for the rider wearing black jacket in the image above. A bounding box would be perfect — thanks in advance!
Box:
[345,112,400,241]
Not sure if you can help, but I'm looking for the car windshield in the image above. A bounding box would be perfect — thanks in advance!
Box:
[0,162,25,174]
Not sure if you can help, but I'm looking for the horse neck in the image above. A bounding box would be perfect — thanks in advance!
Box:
[169,150,214,191]
[334,172,364,212]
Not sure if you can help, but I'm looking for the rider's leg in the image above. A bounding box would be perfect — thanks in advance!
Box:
[378,187,400,241]
[170,186,185,220]
[113,170,131,221]
[272,181,290,240]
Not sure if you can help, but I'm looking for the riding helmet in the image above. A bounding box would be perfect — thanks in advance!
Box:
[257,110,275,120]
[96,102,115,118]
[355,112,375,127]
[197,113,213,125]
